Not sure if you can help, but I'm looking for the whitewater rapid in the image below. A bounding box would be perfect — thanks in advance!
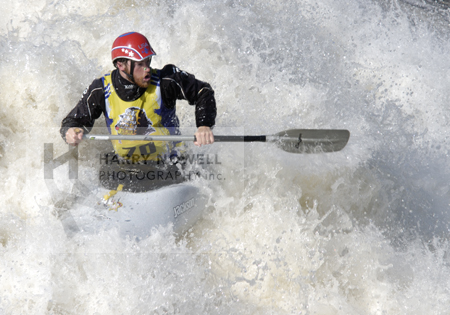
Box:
[1,0,450,314]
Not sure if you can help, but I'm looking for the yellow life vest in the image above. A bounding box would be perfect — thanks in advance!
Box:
[102,70,180,162]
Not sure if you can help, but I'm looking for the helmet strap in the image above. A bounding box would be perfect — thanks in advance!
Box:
[123,60,136,84]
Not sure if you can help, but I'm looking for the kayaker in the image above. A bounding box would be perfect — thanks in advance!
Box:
[60,31,216,162]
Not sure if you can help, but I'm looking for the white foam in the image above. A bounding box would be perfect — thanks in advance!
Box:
[1,0,450,313]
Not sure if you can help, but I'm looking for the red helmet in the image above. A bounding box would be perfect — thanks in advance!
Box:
[111,32,156,63]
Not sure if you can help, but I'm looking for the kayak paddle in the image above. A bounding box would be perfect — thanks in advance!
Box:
[83,129,350,154]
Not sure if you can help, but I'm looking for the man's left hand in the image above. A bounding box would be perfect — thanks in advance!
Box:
[194,126,214,146]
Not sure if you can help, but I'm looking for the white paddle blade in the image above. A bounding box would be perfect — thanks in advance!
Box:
[273,129,350,153]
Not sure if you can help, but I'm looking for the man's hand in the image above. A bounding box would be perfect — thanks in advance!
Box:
[194,126,214,146]
[65,127,84,146]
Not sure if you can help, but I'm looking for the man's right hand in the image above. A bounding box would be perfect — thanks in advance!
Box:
[65,127,84,146]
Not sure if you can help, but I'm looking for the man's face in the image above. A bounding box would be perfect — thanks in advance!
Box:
[118,58,152,88]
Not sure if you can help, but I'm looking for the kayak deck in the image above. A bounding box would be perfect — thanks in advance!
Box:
[62,183,207,240]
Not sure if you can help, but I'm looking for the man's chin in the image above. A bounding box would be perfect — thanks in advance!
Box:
[136,81,150,89]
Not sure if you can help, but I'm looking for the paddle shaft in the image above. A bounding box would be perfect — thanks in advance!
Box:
[84,134,271,142]
[214,135,308,143]
[83,134,331,144]
[214,135,266,142]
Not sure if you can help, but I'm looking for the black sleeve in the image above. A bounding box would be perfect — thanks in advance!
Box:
[160,65,216,128]
[60,78,106,141]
